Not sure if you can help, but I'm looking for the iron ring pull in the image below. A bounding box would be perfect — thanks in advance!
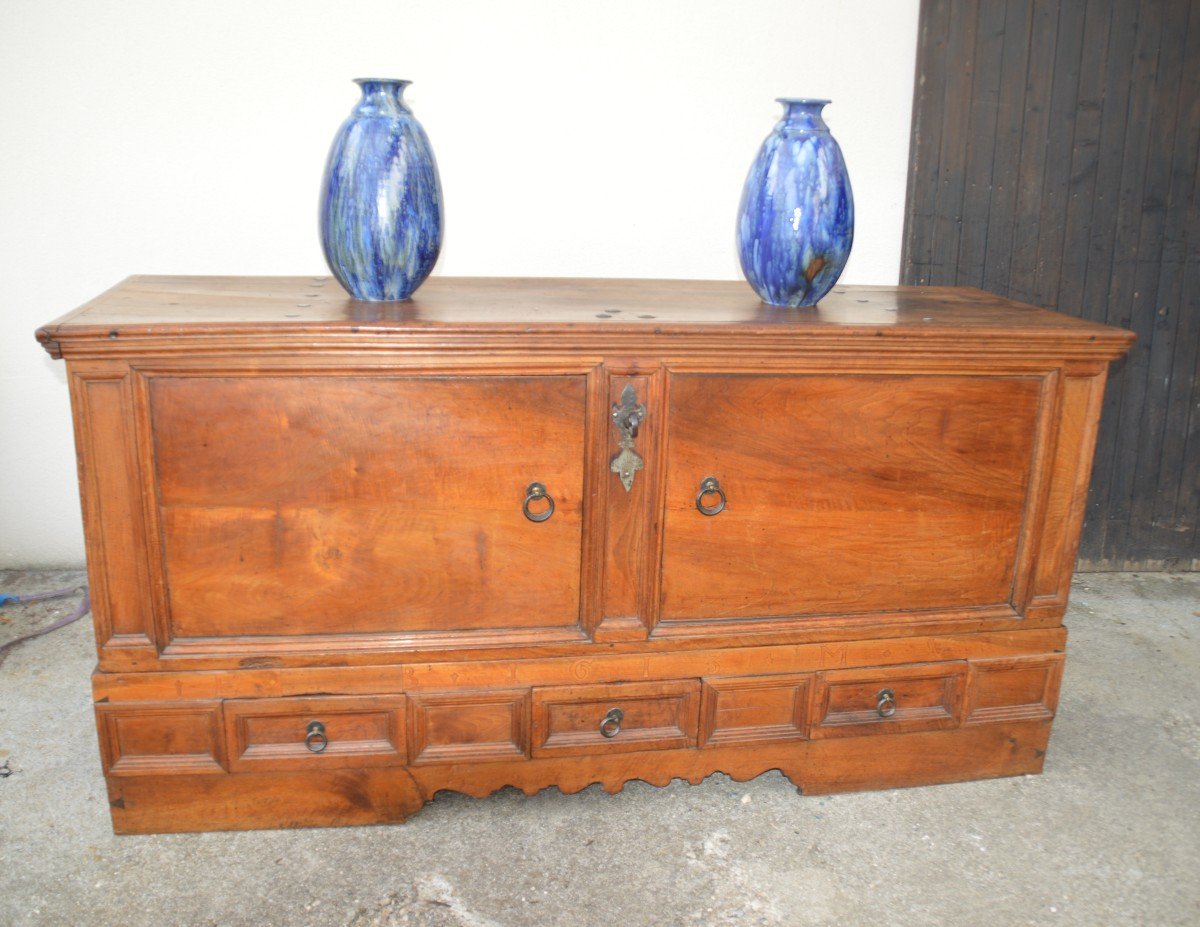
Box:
[876,689,897,718]
[522,482,555,523]
[305,720,328,753]
[695,476,726,516]
[599,707,624,738]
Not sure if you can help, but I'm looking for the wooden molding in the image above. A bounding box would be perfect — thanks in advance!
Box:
[407,689,531,765]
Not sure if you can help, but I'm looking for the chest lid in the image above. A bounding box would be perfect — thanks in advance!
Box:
[36,276,1134,361]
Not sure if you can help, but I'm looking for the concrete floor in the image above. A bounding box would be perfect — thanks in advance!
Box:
[0,570,1197,927]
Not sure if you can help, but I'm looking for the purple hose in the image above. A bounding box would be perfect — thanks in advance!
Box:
[0,586,91,669]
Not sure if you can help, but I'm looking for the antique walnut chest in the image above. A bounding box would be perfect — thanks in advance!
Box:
[36,276,1133,834]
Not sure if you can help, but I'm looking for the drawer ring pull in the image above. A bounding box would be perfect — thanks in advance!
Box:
[522,482,555,523]
[876,689,897,718]
[305,720,328,753]
[599,707,624,738]
[695,476,726,516]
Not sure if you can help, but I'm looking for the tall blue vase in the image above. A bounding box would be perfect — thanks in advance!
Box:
[736,99,854,307]
[319,78,443,301]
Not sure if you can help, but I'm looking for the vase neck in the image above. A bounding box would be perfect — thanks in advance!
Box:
[776,98,830,132]
[353,78,412,116]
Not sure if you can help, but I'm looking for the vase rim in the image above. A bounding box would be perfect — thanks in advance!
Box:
[776,97,831,106]
[353,77,412,86]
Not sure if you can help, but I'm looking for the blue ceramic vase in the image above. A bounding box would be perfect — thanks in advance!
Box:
[319,78,442,301]
[736,99,854,307]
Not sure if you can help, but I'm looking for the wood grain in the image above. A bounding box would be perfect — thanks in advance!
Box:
[660,374,1041,621]
[407,689,530,765]
[531,680,700,756]
[36,277,1133,362]
[224,695,407,771]
[591,370,663,641]
[70,372,155,658]
[699,674,811,747]
[810,661,967,739]
[1031,373,1108,605]
[150,374,587,638]
[964,654,1063,725]
[96,701,225,776]
[92,628,1070,702]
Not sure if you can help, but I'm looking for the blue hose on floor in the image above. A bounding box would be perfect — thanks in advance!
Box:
[0,585,90,669]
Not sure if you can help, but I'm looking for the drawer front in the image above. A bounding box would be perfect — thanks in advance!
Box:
[966,654,1064,724]
[224,695,407,770]
[408,689,530,765]
[97,701,226,776]
[147,373,588,648]
[532,681,701,756]
[659,373,1042,625]
[811,662,966,738]
[700,674,812,746]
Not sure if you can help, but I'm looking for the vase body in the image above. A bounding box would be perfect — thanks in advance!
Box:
[320,79,442,301]
[736,99,854,307]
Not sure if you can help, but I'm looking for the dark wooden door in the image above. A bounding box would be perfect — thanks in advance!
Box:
[901,0,1199,570]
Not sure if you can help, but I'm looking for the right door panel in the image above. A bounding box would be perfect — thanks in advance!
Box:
[659,374,1044,624]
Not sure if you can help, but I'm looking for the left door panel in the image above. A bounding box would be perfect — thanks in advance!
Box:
[146,374,588,649]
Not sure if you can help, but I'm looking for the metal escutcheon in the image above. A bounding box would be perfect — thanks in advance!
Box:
[695,476,726,516]
[523,482,555,522]
[876,689,897,718]
[305,720,328,753]
[610,385,647,493]
[599,707,625,738]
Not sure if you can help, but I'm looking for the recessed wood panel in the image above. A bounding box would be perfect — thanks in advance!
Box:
[811,662,966,739]
[965,654,1063,725]
[531,680,700,756]
[96,701,225,776]
[73,374,154,654]
[408,689,530,765]
[1032,375,1105,604]
[224,695,406,771]
[148,374,586,639]
[700,674,812,747]
[660,374,1042,623]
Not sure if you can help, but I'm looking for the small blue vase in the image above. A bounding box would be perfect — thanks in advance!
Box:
[319,78,442,301]
[736,99,854,307]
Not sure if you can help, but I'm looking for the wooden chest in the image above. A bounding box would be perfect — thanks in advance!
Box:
[36,276,1133,834]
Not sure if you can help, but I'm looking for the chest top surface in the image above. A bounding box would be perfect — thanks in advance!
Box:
[36,276,1133,360]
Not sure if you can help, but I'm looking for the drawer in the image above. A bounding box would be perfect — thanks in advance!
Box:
[700,674,813,747]
[532,680,701,756]
[408,689,530,765]
[96,701,226,776]
[224,695,407,771]
[811,662,966,739]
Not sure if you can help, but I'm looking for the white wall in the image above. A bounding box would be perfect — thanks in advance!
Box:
[0,0,919,567]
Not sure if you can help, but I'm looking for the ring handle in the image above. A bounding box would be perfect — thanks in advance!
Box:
[876,689,897,718]
[305,720,328,753]
[523,482,555,522]
[695,476,726,516]
[599,707,624,738]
